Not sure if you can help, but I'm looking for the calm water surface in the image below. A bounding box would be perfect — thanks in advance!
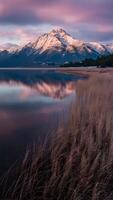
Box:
[0,70,83,174]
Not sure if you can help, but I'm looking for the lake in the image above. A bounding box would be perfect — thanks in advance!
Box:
[0,70,84,175]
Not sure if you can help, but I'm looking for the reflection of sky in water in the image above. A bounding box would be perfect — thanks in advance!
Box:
[0,81,76,104]
[0,71,79,175]
[0,81,76,138]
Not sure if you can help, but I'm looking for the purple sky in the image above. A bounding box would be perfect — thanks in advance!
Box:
[0,0,113,47]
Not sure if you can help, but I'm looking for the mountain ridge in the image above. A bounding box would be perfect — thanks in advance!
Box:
[0,28,113,67]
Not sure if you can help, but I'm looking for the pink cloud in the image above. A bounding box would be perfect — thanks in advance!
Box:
[0,0,113,42]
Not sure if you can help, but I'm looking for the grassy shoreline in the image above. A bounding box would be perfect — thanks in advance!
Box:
[1,71,113,200]
[58,67,113,78]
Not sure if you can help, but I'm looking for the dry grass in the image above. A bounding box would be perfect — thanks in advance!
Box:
[1,76,113,200]
[59,67,113,78]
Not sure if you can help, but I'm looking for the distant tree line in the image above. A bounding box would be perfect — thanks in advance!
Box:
[60,54,113,68]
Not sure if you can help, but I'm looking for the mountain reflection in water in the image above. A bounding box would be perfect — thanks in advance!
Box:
[0,80,76,102]
[0,70,83,174]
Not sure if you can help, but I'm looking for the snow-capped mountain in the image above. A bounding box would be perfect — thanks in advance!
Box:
[0,28,113,67]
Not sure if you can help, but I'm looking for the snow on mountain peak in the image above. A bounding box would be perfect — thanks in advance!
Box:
[50,28,67,36]
[0,28,113,66]
[31,28,84,54]
[18,28,113,63]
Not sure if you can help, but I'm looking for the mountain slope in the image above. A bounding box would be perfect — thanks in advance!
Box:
[0,28,113,67]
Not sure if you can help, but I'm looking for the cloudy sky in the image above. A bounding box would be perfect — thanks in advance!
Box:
[0,0,113,47]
